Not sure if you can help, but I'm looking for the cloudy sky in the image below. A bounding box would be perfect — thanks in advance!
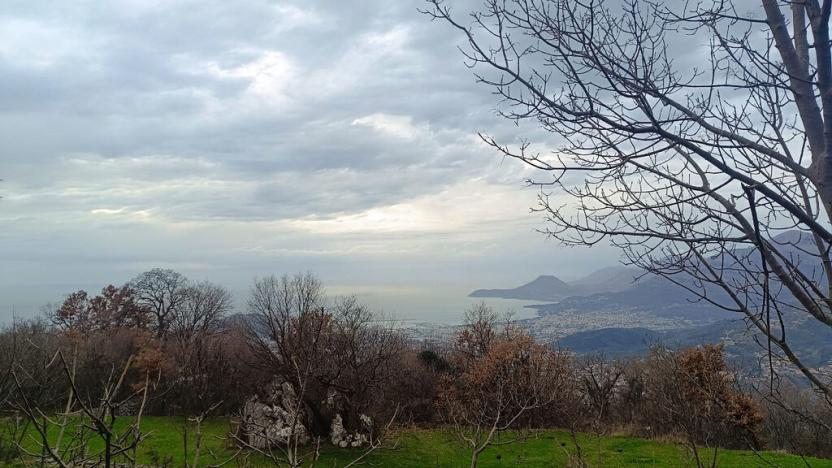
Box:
[0,0,619,321]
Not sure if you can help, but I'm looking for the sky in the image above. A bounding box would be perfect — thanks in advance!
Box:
[0,0,621,322]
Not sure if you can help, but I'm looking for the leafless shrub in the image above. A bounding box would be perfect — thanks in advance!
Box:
[9,349,151,467]
[578,355,624,430]
[760,384,832,458]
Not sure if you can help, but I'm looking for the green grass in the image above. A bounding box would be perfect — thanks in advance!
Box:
[3,417,831,467]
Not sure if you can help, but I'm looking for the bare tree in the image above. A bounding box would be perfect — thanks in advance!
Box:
[579,356,624,431]
[244,273,405,464]
[10,351,151,468]
[171,281,232,340]
[129,268,188,337]
[164,281,237,415]
[0,322,22,464]
[0,323,17,412]
[426,0,832,399]
[244,273,335,467]
[455,302,498,361]
[327,296,407,428]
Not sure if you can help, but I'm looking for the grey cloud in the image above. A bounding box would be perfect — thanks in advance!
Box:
[0,0,620,319]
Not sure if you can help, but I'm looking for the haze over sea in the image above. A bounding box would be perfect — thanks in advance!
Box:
[1,283,542,325]
[328,285,541,324]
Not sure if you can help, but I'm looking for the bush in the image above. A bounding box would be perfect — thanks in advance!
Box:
[633,345,763,450]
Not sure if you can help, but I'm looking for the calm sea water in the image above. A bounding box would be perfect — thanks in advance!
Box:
[327,285,543,325]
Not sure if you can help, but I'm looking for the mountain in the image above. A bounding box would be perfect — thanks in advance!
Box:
[469,266,642,301]
[469,275,573,301]
[473,231,825,304]
[529,274,731,322]
[554,320,742,357]
[568,266,642,294]
[553,316,832,373]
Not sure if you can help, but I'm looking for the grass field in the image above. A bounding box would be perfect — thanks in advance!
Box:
[4,416,831,467]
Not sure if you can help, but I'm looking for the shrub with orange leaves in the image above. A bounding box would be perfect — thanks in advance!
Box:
[641,344,763,450]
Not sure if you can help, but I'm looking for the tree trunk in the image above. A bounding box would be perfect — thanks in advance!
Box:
[470,451,479,468]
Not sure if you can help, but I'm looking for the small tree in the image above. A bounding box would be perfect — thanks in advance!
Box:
[441,319,572,468]
[644,345,763,467]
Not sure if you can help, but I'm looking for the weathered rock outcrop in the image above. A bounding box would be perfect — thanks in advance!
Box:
[241,380,310,449]
[329,413,373,448]
[240,381,375,449]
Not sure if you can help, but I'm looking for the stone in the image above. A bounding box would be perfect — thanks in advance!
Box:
[241,380,310,449]
[241,381,375,449]
[329,413,373,448]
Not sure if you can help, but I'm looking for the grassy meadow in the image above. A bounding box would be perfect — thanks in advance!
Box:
[3,416,831,467]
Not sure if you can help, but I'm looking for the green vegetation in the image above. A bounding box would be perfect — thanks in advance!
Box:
[5,417,830,467]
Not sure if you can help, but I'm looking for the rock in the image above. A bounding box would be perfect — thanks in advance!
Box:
[241,380,310,449]
[241,381,375,449]
[330,414,347,447]
[330,413,373,448]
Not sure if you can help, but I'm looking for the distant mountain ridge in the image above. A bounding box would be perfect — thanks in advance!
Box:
[469,266,640,301]
[469,275,573,301]
[528,273,731,322]
[553,316,832,372]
